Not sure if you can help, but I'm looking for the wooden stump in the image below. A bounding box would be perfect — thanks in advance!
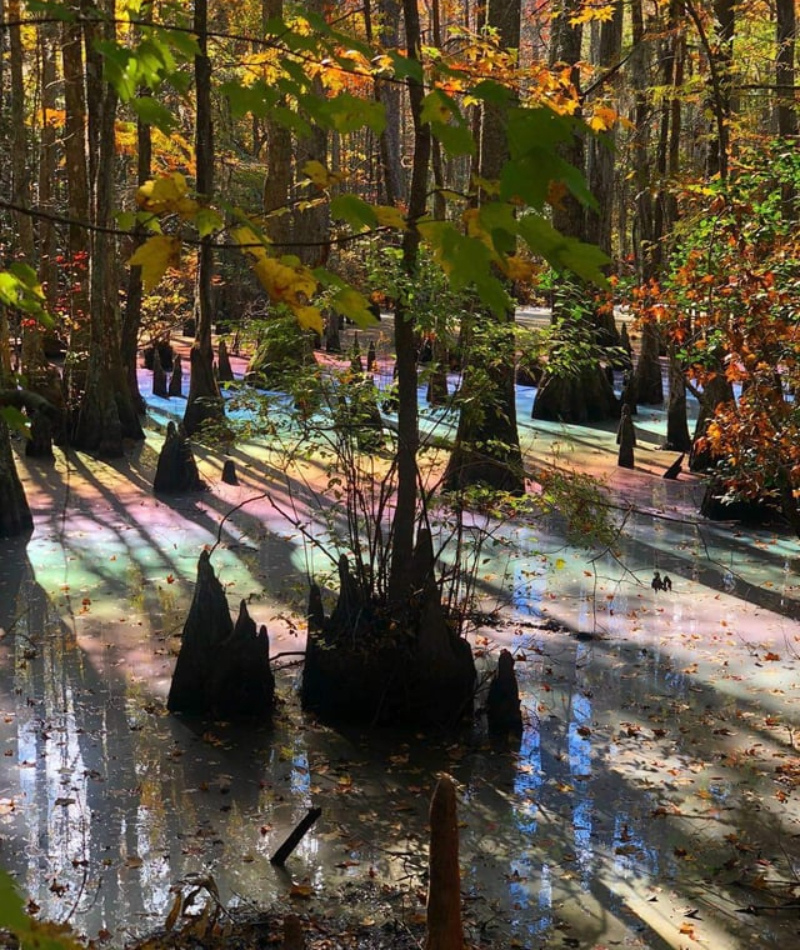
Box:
[152,347,168,398]
[486,649,523,737]
[221,459,238,485]
[616,405,636,469]
[153,422,205,494]
[218,339,234,382]
[168,552,274,718]
[425,775,464,950]
[25,410,54,460]
[301,537,475,727]
[168,352,183,398]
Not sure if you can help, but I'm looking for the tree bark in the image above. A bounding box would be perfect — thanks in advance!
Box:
[71,0,143,455]
[388,0,430,602]
[443,0,524,495]
[184,0,224,437]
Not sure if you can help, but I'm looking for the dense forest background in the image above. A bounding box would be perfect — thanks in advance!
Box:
[0,0,798,535]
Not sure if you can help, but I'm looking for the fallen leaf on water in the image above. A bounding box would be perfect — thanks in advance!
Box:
[289,883,313,899]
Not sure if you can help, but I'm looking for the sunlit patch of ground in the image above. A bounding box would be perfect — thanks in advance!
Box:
[0,333,799,948]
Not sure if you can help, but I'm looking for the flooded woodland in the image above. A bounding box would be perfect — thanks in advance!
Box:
[2,330,800,950]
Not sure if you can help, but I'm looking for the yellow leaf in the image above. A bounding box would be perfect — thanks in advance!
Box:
[373,205,407,230]
[501,255,536,282]
[164,893,182,932]
[303,160,344,189]
[136,173,190,214]
[128,236,182,291]
[294,305,323,334]
[554,558,566,570]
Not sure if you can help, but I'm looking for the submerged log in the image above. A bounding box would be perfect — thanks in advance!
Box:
[154,422,205,494]
[302,537,476,728]
[168,552,274,718]
[425,775,464,950]
[486,650,523,737]
[663,453,684,480]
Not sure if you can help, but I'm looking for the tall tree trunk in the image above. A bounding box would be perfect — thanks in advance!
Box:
[61,12,91,397]
[368,0,405,205]
[532,0,619,423]
[184,0,224,436]
[262,0,293,251]
[443,0,524,495]
[388,0,430,602]
[776,0,797,217]
[121,108,152,416]
[0,312,32,538]
[72,0,143,455]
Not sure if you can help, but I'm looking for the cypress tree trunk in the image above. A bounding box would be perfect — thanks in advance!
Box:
[388,0,429,602]
[184,0,224,437]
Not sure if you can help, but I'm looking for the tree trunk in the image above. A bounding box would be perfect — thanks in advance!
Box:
[443,0,524,495]
[0,306,32,537]
[533,0,619,423]
[61,11,91,394]
[388,0,430,602]
[121,10,153,418]
[664,348,692,450]
[184,0,224,437]
[71,0,143,455]
[689,372,734,472]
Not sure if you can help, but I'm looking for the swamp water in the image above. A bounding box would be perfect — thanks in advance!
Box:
[0,372,799,949]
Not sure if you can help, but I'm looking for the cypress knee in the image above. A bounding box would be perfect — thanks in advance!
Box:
[425,775,464,950]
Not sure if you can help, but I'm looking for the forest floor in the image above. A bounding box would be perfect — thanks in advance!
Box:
[1,321,800,949]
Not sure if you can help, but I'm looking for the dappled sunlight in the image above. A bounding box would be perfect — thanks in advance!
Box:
[1,369,800,947]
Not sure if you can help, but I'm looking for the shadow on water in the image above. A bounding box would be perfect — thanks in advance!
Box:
[3,401,800,946]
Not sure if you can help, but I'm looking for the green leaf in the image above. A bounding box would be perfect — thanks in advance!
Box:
[307,93,386,135]
[24,0,76,19]
[115,210,138,231]
[330,195,378,230]
[420,89,459,126]
[330,288,380,328]
[194,208,224,238]
[220,80,279,119]
[421,90,474,156]
[0,265,53,327]
[386,51,424,84]
[0,406,30,439]
[507,107,575,155]
[131,96,176,132]
[153,26,200,61]
[500,152,563,209]
[518,215,610,287]
[474,273,513,316]
[430,122,475,157]
[97,43,137,101]
[470,79,515,107]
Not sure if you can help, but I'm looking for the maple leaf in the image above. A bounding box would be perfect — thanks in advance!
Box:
[128,236,182,292]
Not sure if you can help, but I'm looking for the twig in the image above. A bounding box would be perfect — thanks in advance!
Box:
[270,807,322,866]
